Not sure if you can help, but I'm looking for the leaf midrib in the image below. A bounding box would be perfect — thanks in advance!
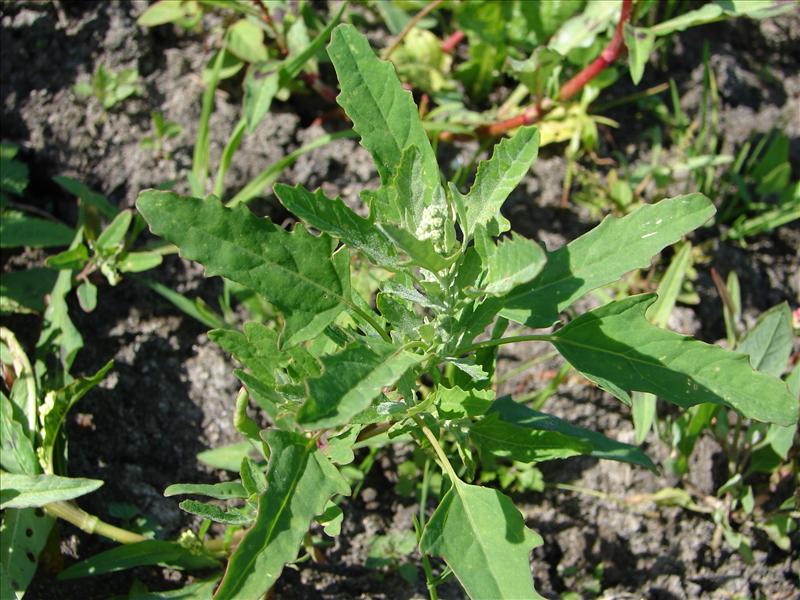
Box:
[219,438,314,596]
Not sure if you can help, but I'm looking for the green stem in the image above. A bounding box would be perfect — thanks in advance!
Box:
[413,416,458,484]
[462,333,555,354]
[417,458,438,600]
[45,501,146,545]
[349,303,391,343]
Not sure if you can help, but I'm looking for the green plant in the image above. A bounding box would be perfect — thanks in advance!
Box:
[73,64,142,110]
[140,111,183,159]
[62,25,797,599]
[653,271,799,560]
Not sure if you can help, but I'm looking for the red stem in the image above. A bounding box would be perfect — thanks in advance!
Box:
[449,0,634,141]
[558,0,634,102]
[441,30,465,54]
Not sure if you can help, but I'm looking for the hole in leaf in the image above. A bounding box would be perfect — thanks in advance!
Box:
[25,528,33,537]
[34,508,45,518]
[26,551,36,563]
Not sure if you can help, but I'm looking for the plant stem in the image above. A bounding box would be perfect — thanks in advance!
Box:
[413,416,458,484]
[462,333,555,354]
[441,30,465,54]
[449,0,634,140]
[382,0,446,59]
[45,501,146,544]
[558,0,634,102]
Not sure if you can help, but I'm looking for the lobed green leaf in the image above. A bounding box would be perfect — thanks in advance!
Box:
[214,430,349,600]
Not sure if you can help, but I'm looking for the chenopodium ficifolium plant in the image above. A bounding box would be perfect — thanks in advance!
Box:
[135,25,798,600]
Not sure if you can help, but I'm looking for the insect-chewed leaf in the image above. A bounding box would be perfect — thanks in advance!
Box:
[0,393,38,475]
[456,126,540,237]
[214,430,349,600]
[553,295,798,426]
[136,191,349,329]
[297,340,425,429]
[164,481,247,500]
[1,508,54,597]
[420,479,543,600]
[274,183,398,268]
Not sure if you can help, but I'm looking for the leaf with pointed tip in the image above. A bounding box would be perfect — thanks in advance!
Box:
[457,194,715,349]
[58,540,219,580]
[297,340,425,429]
[137,191,349,333]
[274,183,398,268]
[0,393,38,475]
[486,396,657,469]
[214,430,349,600]
[380,224,452,272]
[481,232,546,296]
[39,361,113,472]
[501,194,715,328]
[1,474,102,509]
[328,24,439,192]
[737,302,792,379]
[457,127,540,237]
[420,479,543,599]
[471,413,589,462]
[164,482,247,500]
[178,500,252,526]
[552,295,798,426]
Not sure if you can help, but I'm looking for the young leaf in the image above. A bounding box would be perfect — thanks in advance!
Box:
[0,473,103,509]
[480,232,546,296]
[297,340,424,429]
[623,24,655,85]
[736,302,792,379]
[39,361,113,472]
[76,281,97,312]
[274,183,398,268]
[457,127,540,237]
[552,295,798,426]
[0,394,39,475]
[328,24,440,192]
[379,224,452,272]
[164,482,248,500]
[243,68,279,134]
[95,209,132,251]
[227,19,269,63]
[58,540,219,580]
[500,194,715,328]
[214,430,349,600]
[209,322,283,384]
[420,479,543,600]
[178,500,252,526]
[136,191,349,329]
[197,441,259,472]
